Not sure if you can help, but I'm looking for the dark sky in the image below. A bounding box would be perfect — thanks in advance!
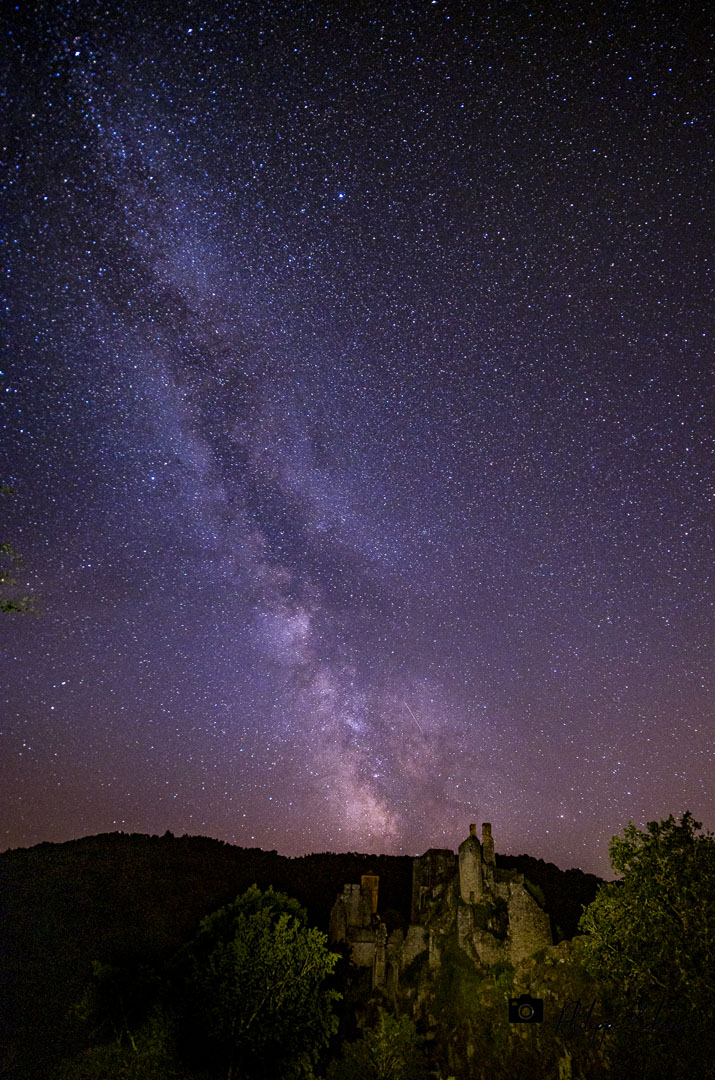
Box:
[2,0,713,877]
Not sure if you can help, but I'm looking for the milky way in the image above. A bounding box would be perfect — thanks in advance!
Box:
[2,1,713,876]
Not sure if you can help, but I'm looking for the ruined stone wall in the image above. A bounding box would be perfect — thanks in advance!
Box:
[411,848,457,923]
[372,923,387,985]
[329,882,371,941]
[457,903,507,966]
[506,881,552,963]
[361,874,379,915]
[349,928,381,967]
[402,924,428,965]
[329,880,376,967]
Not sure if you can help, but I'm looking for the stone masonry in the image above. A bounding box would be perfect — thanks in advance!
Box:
[329,824,552,990]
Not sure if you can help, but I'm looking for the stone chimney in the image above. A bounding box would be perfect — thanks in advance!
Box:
[469,823,477,837]
[482,822,495,867]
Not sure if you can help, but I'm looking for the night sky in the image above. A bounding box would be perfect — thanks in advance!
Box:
[2,1,713,878]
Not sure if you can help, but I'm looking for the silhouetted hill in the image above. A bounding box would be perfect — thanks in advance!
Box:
[0,832,600,1079]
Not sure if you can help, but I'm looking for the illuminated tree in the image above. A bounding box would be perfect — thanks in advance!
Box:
[327,1008,428,1080]
[181,885,340,1080]
[578,813,715,1079]
[578,812,714,1009]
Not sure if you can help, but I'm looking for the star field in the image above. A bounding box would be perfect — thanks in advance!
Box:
[2,0,713,876]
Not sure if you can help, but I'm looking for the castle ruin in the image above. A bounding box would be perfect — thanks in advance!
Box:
[329,823,552,991]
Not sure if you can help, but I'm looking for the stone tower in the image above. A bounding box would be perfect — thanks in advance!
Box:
[458,823,483,903]
[481,822,495,887]
[481,822,495,864]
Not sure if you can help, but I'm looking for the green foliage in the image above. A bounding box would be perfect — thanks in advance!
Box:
[58,961,189,1079]
[489,959,514,986]
[429,949,516,1080]
[327,1008,428,1080]
[466,897,508,937]
[578,812,715,1010]
[0,835,413,1079]
[72,959,163,1048]
[179,884,341,1080]
[54,1012,191,1079]
[401,948,428,983]
[433,934,485,1024]
[577,813,715,1079]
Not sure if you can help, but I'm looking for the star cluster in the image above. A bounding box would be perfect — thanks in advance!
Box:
[2,0,713,876]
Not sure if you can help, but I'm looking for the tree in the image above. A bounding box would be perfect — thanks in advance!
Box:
[327,1008,429,1080]
[53,1015,190,1080]
[71,959,164,1051]
[55,961,188,1080]
[577,813,715,1078]
[578,812,714,1008]
[179,885,341,1080]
